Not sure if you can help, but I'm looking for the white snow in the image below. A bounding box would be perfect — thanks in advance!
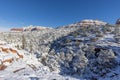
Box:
[0,41,80,80]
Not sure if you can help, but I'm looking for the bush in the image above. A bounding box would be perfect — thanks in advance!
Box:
[21,34,26,49]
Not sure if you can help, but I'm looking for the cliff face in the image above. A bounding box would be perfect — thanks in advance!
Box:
[10,28,24,32]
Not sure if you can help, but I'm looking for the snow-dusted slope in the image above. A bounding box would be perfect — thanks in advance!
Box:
[0,41,79,80]
[0,19,120,80]
[46,25,120,80]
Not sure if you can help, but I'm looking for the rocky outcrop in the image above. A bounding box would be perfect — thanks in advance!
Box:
[116,18,120,25]
[66,19,107,28]
[23,26,52,31]
[10,28,23,32]
[0,46,24,69]
[79,19,107,27]
[10,25,52,32]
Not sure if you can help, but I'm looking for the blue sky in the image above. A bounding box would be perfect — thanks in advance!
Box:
[0,0,120,30]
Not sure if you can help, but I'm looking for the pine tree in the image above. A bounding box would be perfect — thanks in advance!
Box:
[21,34,26,49]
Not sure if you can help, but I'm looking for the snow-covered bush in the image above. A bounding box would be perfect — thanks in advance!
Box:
[114,36,120,43]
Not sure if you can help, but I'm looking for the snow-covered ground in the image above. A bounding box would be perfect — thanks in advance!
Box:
[0,41,80,80]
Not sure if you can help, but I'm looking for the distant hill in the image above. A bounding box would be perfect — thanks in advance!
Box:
[10,25,52,32]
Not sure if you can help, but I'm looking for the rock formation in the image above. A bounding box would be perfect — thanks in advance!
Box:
[116,18,120,25]
[10,28,23,32]
[66,19,107,28]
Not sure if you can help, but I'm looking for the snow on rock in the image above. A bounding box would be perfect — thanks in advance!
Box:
[67,19,107,28]
[0,41,80,80]
[0,43,24,70]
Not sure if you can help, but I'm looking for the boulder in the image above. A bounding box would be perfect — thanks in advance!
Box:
[116,18,120,25]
